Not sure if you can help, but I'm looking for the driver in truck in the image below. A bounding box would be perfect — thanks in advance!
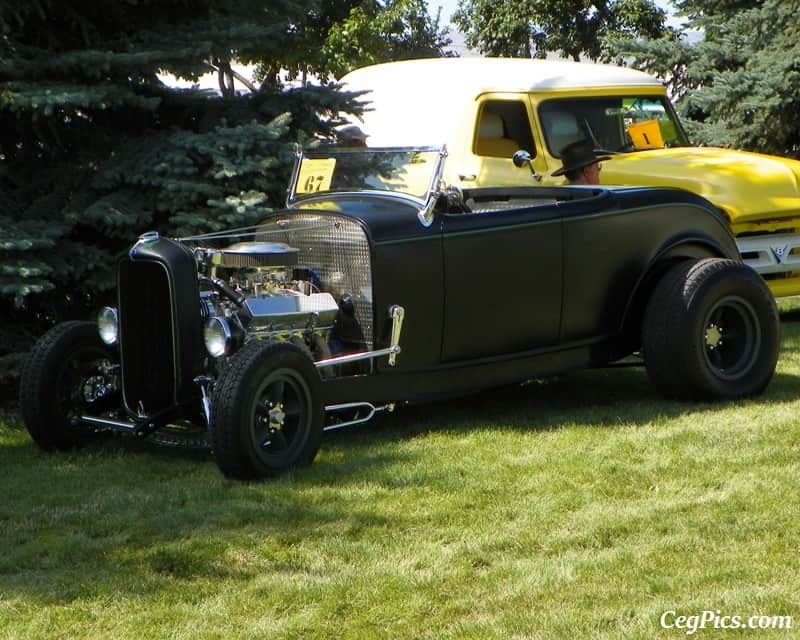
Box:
[552,139,611,185]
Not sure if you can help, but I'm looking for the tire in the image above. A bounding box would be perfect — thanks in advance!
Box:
[19,321,119,450]
[642,258,780,400]
[211,341,323,479]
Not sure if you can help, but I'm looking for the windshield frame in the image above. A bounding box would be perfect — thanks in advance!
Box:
[286,145,448,227]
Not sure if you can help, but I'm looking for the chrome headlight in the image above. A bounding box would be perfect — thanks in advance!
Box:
[97,307,119,346]
[204,317,232,358]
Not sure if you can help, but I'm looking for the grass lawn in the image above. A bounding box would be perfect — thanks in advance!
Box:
[2,312,800,639]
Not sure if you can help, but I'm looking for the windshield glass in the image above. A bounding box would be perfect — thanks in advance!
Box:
[539,96,688,155]
[288,146,443,203]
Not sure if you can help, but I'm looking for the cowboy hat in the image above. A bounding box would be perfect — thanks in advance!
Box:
[338,124,369,143]
[551,139,611,176]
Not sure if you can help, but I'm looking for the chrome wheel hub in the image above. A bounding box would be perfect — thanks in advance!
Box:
[268,402,286,430]
[705,323,723,350]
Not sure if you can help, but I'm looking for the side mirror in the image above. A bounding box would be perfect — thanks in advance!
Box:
[512,149,532,167]
[511,149,542,182]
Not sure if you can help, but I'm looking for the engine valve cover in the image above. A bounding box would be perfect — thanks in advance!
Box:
[243,292,339,332]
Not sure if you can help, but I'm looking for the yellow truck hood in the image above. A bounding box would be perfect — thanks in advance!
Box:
[601,147,800,225]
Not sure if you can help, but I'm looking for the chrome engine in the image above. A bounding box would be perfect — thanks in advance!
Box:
[197,240,341,358]
[169,212,376,373]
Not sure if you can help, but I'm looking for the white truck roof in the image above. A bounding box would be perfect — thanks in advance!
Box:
[339,57,663,147]
[340,57,661,95]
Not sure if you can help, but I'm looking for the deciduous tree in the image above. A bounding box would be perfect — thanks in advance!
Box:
[255,0,452,83]
[453,0,666,61]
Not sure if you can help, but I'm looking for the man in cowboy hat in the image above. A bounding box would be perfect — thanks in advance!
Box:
[552,139,611,185]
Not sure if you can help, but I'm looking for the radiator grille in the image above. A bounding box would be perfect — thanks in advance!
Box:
[118,260,176,414]
[254,214,374,348]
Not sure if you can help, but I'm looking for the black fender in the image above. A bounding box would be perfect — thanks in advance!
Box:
[618,235,737,352]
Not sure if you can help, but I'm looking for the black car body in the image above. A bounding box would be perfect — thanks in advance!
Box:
[20,146,781,478]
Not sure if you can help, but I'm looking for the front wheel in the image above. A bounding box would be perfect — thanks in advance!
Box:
[642,258,780,400]
[211,341,323,479]
[19,321,120,450]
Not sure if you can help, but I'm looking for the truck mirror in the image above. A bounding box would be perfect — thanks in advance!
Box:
[512,150,531,167]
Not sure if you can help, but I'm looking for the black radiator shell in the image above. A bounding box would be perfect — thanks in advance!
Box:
[117,236,203,416]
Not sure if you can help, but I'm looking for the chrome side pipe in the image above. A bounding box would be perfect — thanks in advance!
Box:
[323,402,395,432]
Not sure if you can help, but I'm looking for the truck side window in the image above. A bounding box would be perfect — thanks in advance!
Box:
[474,100,536,159]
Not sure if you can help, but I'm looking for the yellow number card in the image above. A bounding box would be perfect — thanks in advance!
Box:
[296,158,336,194]
[627,119,664,150]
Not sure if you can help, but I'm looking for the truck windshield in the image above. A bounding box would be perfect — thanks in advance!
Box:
[539,96,688,156]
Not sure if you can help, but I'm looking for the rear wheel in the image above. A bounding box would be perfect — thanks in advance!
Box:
[212,341,323,479]
[19,321,119,450]
[642,258,780,400]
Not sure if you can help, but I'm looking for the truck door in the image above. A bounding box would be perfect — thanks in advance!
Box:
[459,96,548,189]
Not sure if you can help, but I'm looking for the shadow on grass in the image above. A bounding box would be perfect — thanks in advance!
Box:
[779,308,800,323]
[14,361,795,477]
[3,337,800,606]
[329,363,800,449]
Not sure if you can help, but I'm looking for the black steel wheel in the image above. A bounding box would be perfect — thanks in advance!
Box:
[701,296,760,379]
[211,341,323,479]
[642,258,780,400]
[19,321,119,450]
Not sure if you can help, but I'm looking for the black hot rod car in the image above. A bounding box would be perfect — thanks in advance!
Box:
[20,146,780,478]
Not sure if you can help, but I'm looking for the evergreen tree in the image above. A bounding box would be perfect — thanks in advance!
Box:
[604,0,800,155]
[0,0,363,386]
